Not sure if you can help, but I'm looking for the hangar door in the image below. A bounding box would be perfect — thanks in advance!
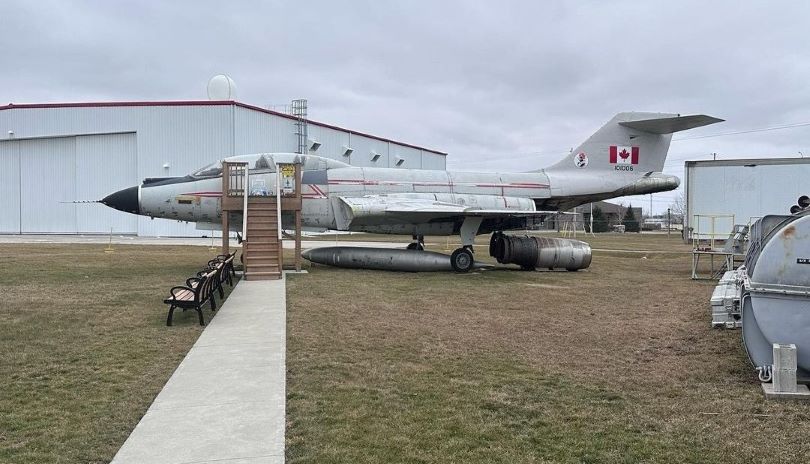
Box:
[6,133,138,234]
[0,140,21,233]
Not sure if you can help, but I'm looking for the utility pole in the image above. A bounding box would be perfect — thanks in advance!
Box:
[667,208,671,237]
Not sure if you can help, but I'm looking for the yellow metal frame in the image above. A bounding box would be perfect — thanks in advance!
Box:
[692,214,735,251]
[691,213,736,280]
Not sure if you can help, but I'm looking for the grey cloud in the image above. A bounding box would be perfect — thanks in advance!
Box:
[2,0,810,212]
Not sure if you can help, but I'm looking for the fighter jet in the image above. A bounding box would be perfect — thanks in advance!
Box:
[101,112,721,271]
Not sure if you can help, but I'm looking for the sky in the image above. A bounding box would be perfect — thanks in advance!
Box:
[2,0,809,214]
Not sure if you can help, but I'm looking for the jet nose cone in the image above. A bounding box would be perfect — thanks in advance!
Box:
[101,186,140,214]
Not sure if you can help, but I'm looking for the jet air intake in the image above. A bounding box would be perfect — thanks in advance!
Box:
[489,233,592,271]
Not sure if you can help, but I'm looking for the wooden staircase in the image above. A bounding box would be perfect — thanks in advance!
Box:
[244,196,282,280]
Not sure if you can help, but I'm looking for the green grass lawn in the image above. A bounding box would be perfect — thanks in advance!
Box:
[286,234,810,463]
[0,244,235,464]
[3,235,809,463]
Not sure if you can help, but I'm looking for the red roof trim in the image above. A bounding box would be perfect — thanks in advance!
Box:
[0,100,448,156]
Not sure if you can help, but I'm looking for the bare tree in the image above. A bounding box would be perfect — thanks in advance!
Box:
[669,192,686,224]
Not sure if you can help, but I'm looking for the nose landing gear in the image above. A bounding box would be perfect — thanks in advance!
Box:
[406,235,425,251]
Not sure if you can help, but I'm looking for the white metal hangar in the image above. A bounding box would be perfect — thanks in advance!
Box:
[0,101,447,236]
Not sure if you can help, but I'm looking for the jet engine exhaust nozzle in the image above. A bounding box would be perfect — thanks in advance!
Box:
[489,233,592,271]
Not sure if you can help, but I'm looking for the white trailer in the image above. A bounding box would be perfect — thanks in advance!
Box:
[684,158,810,241]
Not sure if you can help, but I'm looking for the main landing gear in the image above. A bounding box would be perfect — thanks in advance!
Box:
[450,246,474,272]
[406,235,425,251]
[450,216,483,273]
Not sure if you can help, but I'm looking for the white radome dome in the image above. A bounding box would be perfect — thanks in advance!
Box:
[207,75,237,100]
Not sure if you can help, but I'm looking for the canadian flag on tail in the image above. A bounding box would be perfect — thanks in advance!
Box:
[609,146,639,165]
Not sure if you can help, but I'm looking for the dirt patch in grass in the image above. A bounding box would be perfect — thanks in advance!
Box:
[0,244,235,464]
[287,234,810,463]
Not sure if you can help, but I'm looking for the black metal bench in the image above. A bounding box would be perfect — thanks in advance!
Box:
[209,253,236,289]
[216,252,237,282]
[164,269,218,326]
[196,253,236,299]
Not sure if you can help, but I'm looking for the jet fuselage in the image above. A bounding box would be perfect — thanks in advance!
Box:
[126,155,678,236]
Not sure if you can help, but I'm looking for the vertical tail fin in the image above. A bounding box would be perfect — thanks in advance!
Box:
[547,112,723,174]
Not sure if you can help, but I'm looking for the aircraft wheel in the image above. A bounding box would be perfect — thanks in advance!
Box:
[406,242,424,251]
[451,247,474,273]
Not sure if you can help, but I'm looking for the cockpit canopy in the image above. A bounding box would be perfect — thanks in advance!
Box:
[190,153,349,179]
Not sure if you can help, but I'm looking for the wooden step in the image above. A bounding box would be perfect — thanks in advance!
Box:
[245,251,278,264]
[245,243,280,251]
[245,243,280,252]
[247,203,278,210]
[244,271,281,281]
[245,244,279,252]
[248,225,279,234]
[246,264,281,273]
[249,214,278,221]
[246,234,279,241]
[247,227,278,233]
[247,206,278,213]
[246,232,279,239]
[246,264,281,272]
[246,264,280,272]
[247,228,279,235]
[247,214,277,220]
[244,269,281,279]
[248,218,278,230]
[247,218,278,223]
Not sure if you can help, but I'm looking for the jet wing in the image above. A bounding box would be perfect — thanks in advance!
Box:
[332,195,562,230]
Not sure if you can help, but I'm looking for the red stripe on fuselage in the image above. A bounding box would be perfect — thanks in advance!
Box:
[180,191,222,197]
[326,180,549,189]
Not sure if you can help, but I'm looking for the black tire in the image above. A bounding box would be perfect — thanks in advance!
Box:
[451,248,474,273]
[489,232,499,257]
[406,242,424,251]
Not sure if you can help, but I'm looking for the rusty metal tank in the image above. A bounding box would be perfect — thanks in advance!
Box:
[741,211,810,382]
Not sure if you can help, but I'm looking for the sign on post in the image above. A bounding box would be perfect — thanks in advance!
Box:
[279,163,296,195]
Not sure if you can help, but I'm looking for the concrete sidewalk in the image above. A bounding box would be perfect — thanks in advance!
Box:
[112,279,286,464]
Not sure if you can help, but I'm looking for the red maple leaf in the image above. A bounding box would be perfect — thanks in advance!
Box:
[619,149,630,159]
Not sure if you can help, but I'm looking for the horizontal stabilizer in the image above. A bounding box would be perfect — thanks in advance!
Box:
[619,114,723,134]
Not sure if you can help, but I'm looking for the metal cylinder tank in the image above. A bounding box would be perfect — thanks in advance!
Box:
[489,233,592,271]
[741,211,810,382]
[303,246,487,272]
